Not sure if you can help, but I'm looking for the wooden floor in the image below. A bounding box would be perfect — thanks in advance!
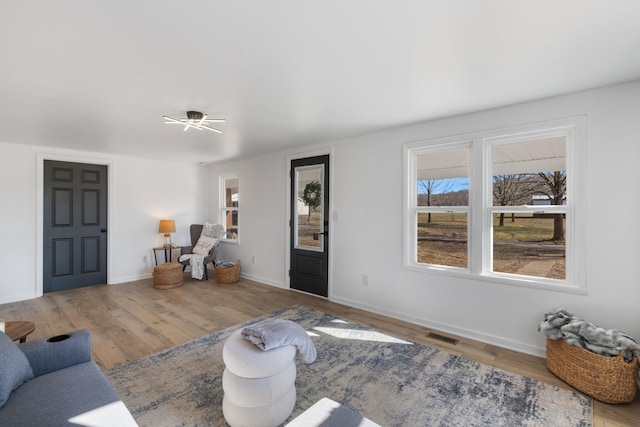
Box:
[1,273,637,426]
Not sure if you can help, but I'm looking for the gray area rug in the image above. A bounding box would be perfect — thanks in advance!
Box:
[105,305,592,426]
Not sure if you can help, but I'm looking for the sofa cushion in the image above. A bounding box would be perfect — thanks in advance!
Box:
[0,361,137,427]
[0,331,33,408]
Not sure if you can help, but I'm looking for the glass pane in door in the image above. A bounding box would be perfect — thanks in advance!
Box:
[294,164,324,251]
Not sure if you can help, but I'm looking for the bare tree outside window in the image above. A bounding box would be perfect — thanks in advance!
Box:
[490,135,567,280]
[406,119,584,288]
[418,179,458,222]
[416,176,469,268]
[536,171,566,242]
[493,174,538,226]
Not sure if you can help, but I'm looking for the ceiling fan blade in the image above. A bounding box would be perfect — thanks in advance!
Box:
[163,116,183,124]
[164,113,223,133]
[199,123,223,133]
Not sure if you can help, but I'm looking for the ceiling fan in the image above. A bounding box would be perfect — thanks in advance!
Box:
[163,111,225,133]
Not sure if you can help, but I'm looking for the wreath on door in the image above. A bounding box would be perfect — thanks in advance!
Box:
[302,181,322,221]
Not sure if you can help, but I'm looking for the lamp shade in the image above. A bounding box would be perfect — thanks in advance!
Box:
[158,219,176,235]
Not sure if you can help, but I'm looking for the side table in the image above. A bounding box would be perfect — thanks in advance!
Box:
[6,321,36,343]
[153,246,184,265]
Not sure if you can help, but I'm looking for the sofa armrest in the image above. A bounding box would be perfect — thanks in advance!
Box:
[18,329,91,377]
[181,246,193,255]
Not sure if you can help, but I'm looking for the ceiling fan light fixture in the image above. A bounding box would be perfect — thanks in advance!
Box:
[163,111,225,133]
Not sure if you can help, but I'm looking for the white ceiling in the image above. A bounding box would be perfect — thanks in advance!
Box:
[2,1,640,165]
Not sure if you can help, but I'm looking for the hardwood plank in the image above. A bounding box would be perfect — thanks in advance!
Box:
[0,276,637,426]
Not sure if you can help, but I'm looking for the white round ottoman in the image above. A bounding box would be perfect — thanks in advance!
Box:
[222,386,296,427]
[222,329,297,427]
[223,363,296,407]
[223,329,296,378]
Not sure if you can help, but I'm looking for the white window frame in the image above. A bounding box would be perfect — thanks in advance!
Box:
[219,173,239,243]
[408,141,472,273]
[403,117,587,294]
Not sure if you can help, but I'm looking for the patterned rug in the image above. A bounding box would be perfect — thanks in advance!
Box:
[105,305,592,426]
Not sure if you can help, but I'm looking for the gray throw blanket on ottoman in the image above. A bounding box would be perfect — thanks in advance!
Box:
[242,319,317,363]
[539,309,640,389]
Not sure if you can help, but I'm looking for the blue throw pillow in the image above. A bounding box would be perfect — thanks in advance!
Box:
[0,331,34,407]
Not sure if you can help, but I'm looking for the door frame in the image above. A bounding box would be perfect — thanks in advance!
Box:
[36,152,114,298]
[285,148,334,298]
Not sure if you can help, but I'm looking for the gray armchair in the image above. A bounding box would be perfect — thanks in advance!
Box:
[179,224,225,280]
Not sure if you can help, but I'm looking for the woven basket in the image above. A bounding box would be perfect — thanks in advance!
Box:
[215,260,241,284]
[546,338,638,404]
[153,262,184,289]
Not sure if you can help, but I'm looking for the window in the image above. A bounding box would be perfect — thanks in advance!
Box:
[488,136,567,280]
[414,145,470,268]
[220,175,239,241]
[403,117,586,292]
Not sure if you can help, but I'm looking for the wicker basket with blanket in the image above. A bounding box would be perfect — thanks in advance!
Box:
[215,260,241,284]
[539,309,640,404]
[546,337,638,404]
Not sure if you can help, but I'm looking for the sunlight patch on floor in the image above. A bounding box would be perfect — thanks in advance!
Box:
[68,401,137,426]
[312,326,413,344]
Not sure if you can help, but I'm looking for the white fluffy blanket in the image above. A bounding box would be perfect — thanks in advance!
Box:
[178,254,206,280]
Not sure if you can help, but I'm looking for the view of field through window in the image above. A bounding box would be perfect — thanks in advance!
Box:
[417,212,566,279]
[416,137,567,280]
[295,165,324,249]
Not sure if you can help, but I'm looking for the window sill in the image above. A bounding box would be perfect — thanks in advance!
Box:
[402,263,587,295]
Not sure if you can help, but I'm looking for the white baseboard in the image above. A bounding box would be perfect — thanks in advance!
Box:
[110,273,152,284]
[0,291,40,305]
[330,295,545,358]
[239,272,284,288]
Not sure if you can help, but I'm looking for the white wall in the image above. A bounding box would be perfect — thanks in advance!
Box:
[210,80,640,356]
[207,152,289,287]
[0,142,207,304]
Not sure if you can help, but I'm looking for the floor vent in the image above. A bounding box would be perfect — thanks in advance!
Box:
[425,332,459,345]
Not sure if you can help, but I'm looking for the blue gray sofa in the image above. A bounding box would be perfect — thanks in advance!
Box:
[0,328,137,427]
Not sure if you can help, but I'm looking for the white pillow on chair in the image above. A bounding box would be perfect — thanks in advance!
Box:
[202,223,225,239]
[193,235,217,255]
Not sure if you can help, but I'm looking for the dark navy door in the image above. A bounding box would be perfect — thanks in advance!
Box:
[290,155,329,297]
[43,161,108,292]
